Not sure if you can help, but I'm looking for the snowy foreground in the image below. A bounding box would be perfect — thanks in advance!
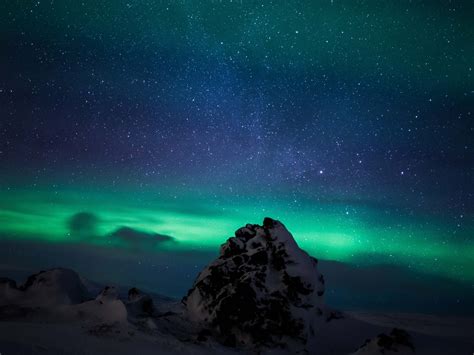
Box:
[0,219,472,354]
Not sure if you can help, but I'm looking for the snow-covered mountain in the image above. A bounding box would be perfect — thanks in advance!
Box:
[183,217,326,349]
[0,268,90,306]
[0,218,472,354]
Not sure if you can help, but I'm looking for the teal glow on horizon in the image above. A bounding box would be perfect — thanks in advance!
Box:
[0,186,472,283]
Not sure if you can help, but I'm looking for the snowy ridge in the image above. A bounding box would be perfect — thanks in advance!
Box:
[0,268,90,306]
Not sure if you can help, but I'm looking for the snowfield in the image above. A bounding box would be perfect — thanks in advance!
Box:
[0,219,472,354]
[0,302,472,354]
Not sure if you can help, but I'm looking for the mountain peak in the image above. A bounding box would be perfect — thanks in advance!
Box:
[183,218,325,349]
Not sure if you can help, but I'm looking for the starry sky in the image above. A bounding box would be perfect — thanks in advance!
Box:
[0,1,473,312]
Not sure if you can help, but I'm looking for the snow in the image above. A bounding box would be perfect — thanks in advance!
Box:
[183,218,326,349]
[0,304,471,354]
[0,268,90,307]
[0,219,472,354]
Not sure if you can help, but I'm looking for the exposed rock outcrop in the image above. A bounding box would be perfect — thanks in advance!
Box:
[127,287,154,316]
[183,217,325,349]
[352,328,415,355]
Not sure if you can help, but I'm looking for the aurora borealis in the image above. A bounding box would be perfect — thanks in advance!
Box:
[0,1,472,311]
[1,187,473,283]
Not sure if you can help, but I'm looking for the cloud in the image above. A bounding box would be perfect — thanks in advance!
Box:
[67,212,100,237]
[108,226,175,250]
[66,213,175,252]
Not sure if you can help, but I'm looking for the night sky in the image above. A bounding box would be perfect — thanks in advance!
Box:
[0,1,472,311]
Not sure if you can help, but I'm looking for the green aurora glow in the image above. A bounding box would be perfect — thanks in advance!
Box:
[1,186,472,283]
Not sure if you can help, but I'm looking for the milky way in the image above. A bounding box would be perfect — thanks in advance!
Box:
[0,1,472,300]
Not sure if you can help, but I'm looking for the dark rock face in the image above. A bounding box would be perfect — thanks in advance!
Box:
[96,286,119,302]
[382,328,415,352]
[355,328,415,354]
[0,278,22,305]
[183,218,325,349]
[127,287,154,316]
[0,278,17,289]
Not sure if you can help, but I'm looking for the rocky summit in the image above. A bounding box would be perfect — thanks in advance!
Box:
[183,217,325,349]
